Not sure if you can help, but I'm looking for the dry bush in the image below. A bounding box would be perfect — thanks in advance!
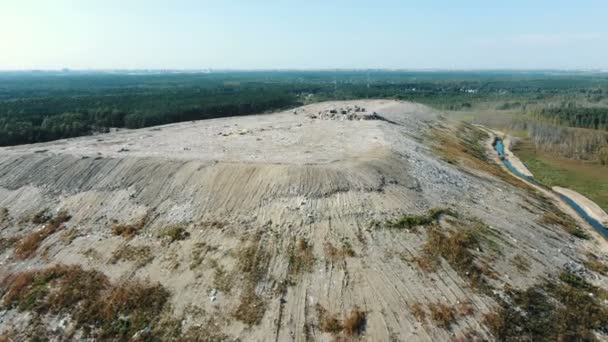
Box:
[324,241,355,267]
[316,304,343,334]
[30,209,51,224]
[0,236,19,254]
[455,300,474,317]
[343,307,367,336]
[233,285,267,326]
[111,213,148,239]
[385,208,453,231]
[14,210,71,259]
[157,224,189,243]
[482,311,505,337]
[409,302,427,322]
[1,264,170,339]
[418,223,488,289]
[428,302,457,329]
[212,263,234,294]
[109,244,153,268]
[232,236,270,326]
[288,238,315,278]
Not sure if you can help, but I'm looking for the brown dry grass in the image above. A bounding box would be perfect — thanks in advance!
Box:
[324,241,355,267]
[316,304,367,337]
[409,302,427,323]
[288,238,315,279]
[14,210,71,259]
[316,304,343,334]
[343,307,367,336]
[428,302,457,329]
[417,223,488,289]
[111,213,149,239]
[1,264,170,339]
[232,236,271,326]
[157,224,190,243]
[108,244,154,268]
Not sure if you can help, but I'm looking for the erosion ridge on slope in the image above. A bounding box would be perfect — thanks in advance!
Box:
[0,100,606,341]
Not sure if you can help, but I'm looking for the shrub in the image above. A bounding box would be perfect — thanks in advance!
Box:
[428,302,456,329]
[316,304,343,334]
[385,208,454,231]
[409,303,426,322]
[14,210,71,259]
[111,213,148,239]
[343,307,366,336]
[1,264,170,339]
[288,238,315,278]
[108,244,153,268]
[157,224,189,243]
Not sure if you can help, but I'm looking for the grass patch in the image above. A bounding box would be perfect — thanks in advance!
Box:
[484,271,608,340]
[157,224,189,243]
[14,210,71,259]
[108,244,154,268]
[515,138,608,212]
[111,213,149,239]
[1,264,170,339]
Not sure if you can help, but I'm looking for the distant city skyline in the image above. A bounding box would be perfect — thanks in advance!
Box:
[1,0,607,70]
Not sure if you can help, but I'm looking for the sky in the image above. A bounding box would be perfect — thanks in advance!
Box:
[1,0,607,70]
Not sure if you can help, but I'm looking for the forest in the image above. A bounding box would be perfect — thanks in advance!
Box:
[1,70,607,146]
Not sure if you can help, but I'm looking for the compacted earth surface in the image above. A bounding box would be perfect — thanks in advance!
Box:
[0,100,607,341]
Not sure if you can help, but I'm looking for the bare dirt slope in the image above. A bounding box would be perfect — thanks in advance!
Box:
[0,100,606,341]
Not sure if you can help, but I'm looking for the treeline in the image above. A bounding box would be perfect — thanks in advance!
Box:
[0,90,298,145]
[536,107,608,130]
[510,118,608,161]
[1,70,607,146]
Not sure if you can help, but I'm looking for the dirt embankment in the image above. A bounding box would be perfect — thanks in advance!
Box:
[0,100,606,341]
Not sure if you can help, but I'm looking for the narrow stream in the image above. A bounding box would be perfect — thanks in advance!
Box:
[493,138,608,237]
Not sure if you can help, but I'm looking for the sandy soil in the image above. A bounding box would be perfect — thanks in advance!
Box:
[0,100,606,341]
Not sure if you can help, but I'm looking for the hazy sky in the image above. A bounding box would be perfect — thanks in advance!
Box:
[1,0,607,70]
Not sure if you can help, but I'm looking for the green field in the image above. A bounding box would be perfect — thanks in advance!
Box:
[514,139,608,212]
